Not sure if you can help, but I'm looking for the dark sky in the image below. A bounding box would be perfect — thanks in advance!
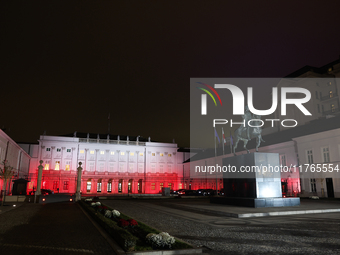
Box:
[1,1,340,147]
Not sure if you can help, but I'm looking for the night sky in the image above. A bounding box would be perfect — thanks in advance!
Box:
[1,1,340,147]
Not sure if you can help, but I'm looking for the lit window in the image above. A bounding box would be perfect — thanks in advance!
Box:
[107,182,112,193]
[130,152,134,156]
[110,151,115,155]
[328,67,332,72]
[87,181,91,192]
[151,183,155,190]
[168,154,172,157]
[100,151,104,155]
[90,150,94,154]
[46,148,51,151]
[80,150,84,154]
[160,183,164,190]
[44,161,50,170]
[139,153,143,156]
[65,161,71,171]
[55,161,60,170]
[179,183,182,189]
[118,180,122,193]
[330,91,333,98]
[152,153,155,156]
[331,104,336,112]
[57,148,61,152]
[160,153,164,157]
[168,183,172,190]
[97,181,102,193]
[121,152,125,156]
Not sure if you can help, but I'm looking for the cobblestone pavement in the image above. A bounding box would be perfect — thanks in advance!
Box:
[103,199,340,255]
[0,202,116,255]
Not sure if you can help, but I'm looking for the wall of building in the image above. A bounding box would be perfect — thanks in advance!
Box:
[293,128,340,198]
[0,130,31,196]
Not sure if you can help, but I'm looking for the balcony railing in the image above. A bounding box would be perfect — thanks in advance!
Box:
[79,138,145,146]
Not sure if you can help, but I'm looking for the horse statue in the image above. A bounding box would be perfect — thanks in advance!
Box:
[232,114,265,155]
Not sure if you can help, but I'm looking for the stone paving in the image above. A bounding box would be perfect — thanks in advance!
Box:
[0,202,116,255]
[103,198,340,255]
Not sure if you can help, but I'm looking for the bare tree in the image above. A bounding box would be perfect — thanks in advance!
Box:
[0,160,14,206]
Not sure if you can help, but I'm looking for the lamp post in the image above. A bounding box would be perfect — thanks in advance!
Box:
[76,162,83,201]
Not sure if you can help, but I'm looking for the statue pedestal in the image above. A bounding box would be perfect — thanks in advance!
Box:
[211,153,300,208]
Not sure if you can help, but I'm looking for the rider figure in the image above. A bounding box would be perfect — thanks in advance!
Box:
[242,105,253,141]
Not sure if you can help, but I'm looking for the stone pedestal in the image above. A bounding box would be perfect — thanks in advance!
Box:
[211,153,300,208]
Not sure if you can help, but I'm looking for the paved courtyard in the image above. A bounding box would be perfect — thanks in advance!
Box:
[103,198,340,255]
[0,202,116,255]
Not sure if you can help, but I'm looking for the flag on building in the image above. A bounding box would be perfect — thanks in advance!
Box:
[215,128,220,143]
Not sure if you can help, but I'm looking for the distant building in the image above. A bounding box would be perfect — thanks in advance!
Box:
[20,133,195,195]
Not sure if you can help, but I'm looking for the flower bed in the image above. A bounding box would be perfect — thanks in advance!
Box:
[79,199,192,252]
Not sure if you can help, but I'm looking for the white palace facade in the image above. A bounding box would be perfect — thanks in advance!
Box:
[20,133,195,195]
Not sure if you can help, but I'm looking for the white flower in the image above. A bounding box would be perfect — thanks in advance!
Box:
[146,232,175,249]
[104,210,112,218]
[112,209,120,217]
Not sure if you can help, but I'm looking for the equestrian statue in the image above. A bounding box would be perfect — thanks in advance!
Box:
[232,105,265,155]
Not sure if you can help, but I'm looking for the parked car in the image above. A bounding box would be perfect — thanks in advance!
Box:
[197,189,208,196]
[181,190,198,196]
[204,189,217,196]
[176,189,187,195]
[29,189,54,195]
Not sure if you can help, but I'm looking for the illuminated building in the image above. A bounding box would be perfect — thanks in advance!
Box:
[20,133,196,195]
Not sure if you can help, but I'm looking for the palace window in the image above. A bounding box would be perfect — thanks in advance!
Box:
[80,150,84,154]
[151,183,155,190]
[44,161,50,170]
[307,150,313,164]
[310,178,316,193]
[330,91,333,98]
[110,151,115,155]
[67,149,71,152]
[55,161,60,170]
[118,180,123,193]
[97,180,102,193]
[331,104,336,112]
[63,181,69,190]
[280,155,286,166]
[322,147,330,162]
[100,151,104,155]
[107,181,112,193]
[90,150,94,154]
[87,181,91,192]
[159,182,164,190]
[65,161,71,171]
[46,148,51,151]
[57,148,61,152]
